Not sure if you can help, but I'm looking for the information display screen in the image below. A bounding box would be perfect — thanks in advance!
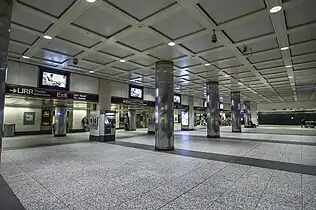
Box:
[220,103,224,110]
[181,110,189,126]
[174,94,181,104]
[129,85,143,99]
[39,68,70,90]
[42,72,67,88]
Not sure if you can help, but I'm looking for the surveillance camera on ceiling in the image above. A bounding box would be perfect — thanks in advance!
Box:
[212,29,217,43]
[73,58,78,65]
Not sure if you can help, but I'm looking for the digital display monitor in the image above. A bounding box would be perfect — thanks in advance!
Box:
[220,103,224,110]
[129,85,143,99]
[174,94,181,104]
[39,68,70,90]
[181,110,189,126]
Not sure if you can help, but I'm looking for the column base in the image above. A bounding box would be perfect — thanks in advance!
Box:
[155,146,174,151]
[54,134,66,137]
[207,135,220,138]
[89,135,115,142]
[181,128,194,131]
[147,131,155,134]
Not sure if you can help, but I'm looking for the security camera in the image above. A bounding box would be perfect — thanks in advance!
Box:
[212,29,217,43]
[242,46,248,53]
[73,58,78,65]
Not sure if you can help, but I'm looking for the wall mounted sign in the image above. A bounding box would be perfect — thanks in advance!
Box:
[41,109,51,126]
[111,96,155,107]
[23,112,35,125]
[6,84,99,102]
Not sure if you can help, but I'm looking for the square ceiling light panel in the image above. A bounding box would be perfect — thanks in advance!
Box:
[18,0,75,18]
[213,58,243,69]
[108,0,176,20]
[130,56,157,67]
[292,53,316,65]
[254,60,284,70]
[131,69,155,76]
[43,39,82,56]
[111,62,138,71]
[222,12,274,42]
[57,27,100,48]
[288,25,316,45]
[201,48,235,63]
[73,5,130,37]
[82,52,115,65]
[285,0,316,28]
[174,56,201,68]
[152,10,205,39]
[148,45,186,60]
[180,32,223,53]
[290,40,316,56]
[9,26,39,45]
[99,67,125,76]
[248,50,282,64]
[237,37,279,54]
[117,30,163,51]
[12,5,52,32]
[99,44,133,58]
[199,0,265,24]
[8,41,28,54]
[34,49,69,64]
[187,66,208,74]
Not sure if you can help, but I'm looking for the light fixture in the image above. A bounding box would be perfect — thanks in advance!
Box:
[225,75,229,77]
[281,46,289,51]
[86,0,96,2]
[289,76,293,78]
[120,59,126,63]
[22,55,30,59]
[43,35,53,40]
[205,63,210,66]
[168,41,175,46]
[286,65,292,68]
[89,70,94,73]
[238,82,242,85]
[269,6,282,14]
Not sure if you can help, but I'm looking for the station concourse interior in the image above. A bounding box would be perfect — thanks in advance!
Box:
[0,0,316,210]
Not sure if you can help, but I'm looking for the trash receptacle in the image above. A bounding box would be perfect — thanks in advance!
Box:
[4,124,15,137]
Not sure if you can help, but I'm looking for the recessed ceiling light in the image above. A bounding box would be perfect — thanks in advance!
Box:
[22,55,30,59]
[225,75,229,77]
[269,5,282,13]
[281,46,289,51]
[204,63,211,66]
[89,70,94,73]
[238,82,242,85]
[43,35,53,40]
[286,65,292,68]
[86,0,96,2]
[120,59,126,63]
[289,76,293,78]
[168,41,176,46]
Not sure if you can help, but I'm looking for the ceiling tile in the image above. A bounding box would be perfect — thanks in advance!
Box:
[73,6,129,37]
[58,27,100,48]
[152,10,205,39]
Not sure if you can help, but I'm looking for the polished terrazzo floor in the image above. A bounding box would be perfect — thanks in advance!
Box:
[1,127,316,210]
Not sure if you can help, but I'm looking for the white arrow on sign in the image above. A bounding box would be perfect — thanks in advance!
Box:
[9,88,17,93]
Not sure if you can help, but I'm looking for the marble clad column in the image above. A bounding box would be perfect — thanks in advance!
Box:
[206,81,220,138]
[155,61,174,151]
[231,91,241,132]
[244,101,251,128]
[0,0,12,163]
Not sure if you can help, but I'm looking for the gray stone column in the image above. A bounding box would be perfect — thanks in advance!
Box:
[0,0,12,163]
[231,91,241,132]
[128,109,136,131]
[206,81,220,138]
[244,101,252,128]
[155,61,174,151]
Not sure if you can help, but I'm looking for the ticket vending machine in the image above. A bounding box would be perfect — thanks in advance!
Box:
[89,110,116,142]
